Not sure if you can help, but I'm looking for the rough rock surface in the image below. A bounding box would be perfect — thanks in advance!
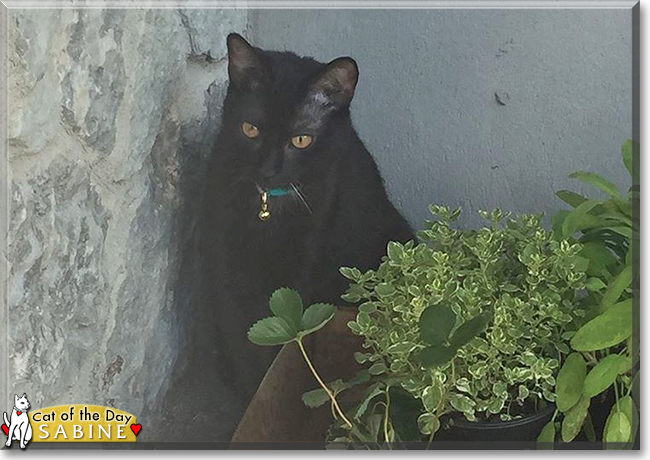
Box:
[6,8,247,434]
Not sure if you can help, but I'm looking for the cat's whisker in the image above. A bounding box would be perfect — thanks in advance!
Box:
[291,183,313,215]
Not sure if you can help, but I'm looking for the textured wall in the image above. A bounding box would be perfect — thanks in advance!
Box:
[250,9,633,228]
[6,8,247,423]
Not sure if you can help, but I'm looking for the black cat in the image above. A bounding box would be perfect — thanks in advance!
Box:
[202,33,414,405]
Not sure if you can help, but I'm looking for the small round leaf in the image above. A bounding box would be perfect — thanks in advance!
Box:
[571,300,632,351]
[583,354,628,398]
[302,388,330,408]
[561,393,591,442]
[450,312,491,348]
[604,412,632,444]
[537,420,556,448]
[419,304,456,345]
[419,345,457,368]
[387,241,404,262]
[417,413,440,435]
[556,353,587,412]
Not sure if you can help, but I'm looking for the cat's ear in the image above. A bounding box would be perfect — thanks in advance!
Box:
[309,57,359,108]
[14,394,18,402]
[226,33,269,91]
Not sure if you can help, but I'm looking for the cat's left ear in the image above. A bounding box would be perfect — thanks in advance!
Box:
[308,57,359,108]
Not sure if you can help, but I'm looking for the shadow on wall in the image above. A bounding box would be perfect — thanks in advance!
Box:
[145,58,244,443]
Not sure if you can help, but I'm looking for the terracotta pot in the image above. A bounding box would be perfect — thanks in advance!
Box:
[231,307,361,443]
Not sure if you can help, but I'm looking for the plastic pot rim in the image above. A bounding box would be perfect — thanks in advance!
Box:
[448,403,555,431]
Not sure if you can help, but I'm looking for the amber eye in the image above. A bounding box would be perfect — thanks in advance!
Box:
[291,135,313,149]
[241,122,260,139]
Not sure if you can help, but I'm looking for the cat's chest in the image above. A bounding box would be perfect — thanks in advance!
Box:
[222,206,309,258]
[245,219,307,255]
[214,189,322,287]
[219,220,307,294]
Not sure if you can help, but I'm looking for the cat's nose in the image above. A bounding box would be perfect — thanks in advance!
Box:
[259,150,284,181]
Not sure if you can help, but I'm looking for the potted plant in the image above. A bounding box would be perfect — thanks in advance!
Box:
[324,206,589,446]
[240,205,590,447]
[547,140,638,448]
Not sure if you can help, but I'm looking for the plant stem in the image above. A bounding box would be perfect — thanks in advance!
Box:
[383,386,392,447]
[426,425,436,450]
[296,338,353,428]
[328,392,337,420]
[427,360,456,449]
[583,351,598,365]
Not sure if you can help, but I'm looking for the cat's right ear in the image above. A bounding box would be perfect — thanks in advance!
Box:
[227,33,270,91]
[308,57,359,109]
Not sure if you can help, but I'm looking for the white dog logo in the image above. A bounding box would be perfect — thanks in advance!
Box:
[3,394,33,449]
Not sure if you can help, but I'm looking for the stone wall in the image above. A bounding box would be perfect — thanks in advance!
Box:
[5,8,247,424]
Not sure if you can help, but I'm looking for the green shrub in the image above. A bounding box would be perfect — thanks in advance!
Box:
[337,206,588,440]
[550,140,638,446]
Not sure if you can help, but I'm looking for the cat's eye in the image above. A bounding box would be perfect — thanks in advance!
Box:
[241,122,260,139]
[291,135,313,149]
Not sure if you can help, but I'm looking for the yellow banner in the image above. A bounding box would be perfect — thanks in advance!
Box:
[29,405,138,442]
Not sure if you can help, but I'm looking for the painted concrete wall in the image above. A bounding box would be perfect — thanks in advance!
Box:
[250,9,633,229]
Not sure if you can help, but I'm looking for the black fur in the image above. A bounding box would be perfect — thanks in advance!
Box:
[202,34,414,404]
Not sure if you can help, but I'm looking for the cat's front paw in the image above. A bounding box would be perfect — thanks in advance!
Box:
[5,439,11,447]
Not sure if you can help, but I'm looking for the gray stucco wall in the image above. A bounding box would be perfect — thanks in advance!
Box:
[5,7,247,425]
[250,9,633,228]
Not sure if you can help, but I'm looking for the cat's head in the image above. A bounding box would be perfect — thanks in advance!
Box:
[219,33,359,195]
[14,394,30,411]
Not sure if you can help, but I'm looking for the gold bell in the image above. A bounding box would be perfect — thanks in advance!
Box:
[259,191,271,221]
[259,209,271,221]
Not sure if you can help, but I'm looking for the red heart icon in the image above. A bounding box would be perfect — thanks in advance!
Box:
[2,424,8,436]
[130,423,142,436]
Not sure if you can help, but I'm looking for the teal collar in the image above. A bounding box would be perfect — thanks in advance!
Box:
[266,188,294,197]
[257,184,311,221]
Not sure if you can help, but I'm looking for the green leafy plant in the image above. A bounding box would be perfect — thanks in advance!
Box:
[548,140,638,447]
[247,288,352,427]
[318,206,588,444]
